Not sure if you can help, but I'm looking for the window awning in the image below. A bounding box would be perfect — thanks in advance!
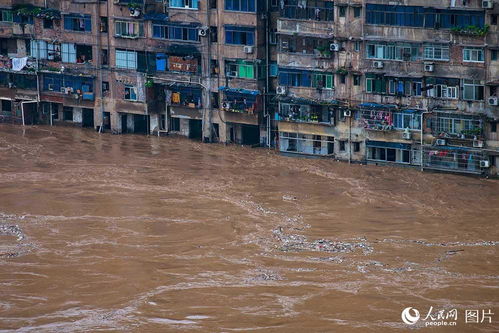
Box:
[168,44,200,56]
[366,140,411,150]
[143,13,168,22]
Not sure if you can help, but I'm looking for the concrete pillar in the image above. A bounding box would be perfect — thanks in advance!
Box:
[111,112,121,133]
[127,113,134,133]
[73,107,82,124]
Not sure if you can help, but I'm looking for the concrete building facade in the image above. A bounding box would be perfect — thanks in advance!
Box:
[0,0,498,176]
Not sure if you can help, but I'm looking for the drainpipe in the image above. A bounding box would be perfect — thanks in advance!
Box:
[348,110,352,164]
[264,0,270,148]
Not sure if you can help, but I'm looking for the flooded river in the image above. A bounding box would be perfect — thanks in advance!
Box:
[0,124,498,332]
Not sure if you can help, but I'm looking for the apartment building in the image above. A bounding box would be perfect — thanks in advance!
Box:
[0,0,498,176]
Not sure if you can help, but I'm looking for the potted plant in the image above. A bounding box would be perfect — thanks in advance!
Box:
[128,3,142,17]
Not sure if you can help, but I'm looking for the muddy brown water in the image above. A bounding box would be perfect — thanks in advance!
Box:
[0,124,497,332]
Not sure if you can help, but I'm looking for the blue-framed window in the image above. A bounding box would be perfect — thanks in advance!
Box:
[365,4,484,29]
[225,25,255,45]
[152,24,199,41]
[279,69,312,87]
[225,0,256,12]
[156,53,167,71]
[280,0,334,21]
[13,14,33,24]
[64,14,92,32]
[43,74,93,92]
[170,0,199,9]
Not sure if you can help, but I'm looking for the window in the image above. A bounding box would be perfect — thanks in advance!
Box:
[387,78,422,97]
[170,0,199,9]
[116,49,137,69]
[423,44,450,61]
[153,24,199,42]
[225,0,256,12]
[353,142,360,152]
[1,100,12,113]
[491,14,497,25]
[312,73,333,89]
[115,20,144,37]
[279,35,330,55]
[463,79,484,101]
[491,50,498,61]
[225,60,256,79]
[392,112,421,130]
[63,107,73,121]
[0,9,13,22]
[339,74,346,84]
[43,19,53,29]
[365,4,485,29]
[429,113,482,135]
[491,122,497,133]
[102,81,109,93]
[463,47,484,62]
[280,0,334,21]
[353,6,361,18]
[170,117,180,131]
[365,75,387,94]
[100,17,108,33]
[354,41,360,52]
[124,85,137,101]
[368,146,410,164]
[61,43,76,63]
[210,26,218,42]
[339,6,346,17]
[353,75,360,86]
[366,43,420,61]
[101,49,108,66]
[225,26,255,45]
[64,14,92,32]
[428,84,458,99]
[339,140,346,151]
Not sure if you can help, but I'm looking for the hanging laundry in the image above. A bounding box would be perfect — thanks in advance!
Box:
[11,57,28,71]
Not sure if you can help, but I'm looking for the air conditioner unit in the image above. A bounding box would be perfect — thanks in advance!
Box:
[482,0,493,9]
[113,0,120,4]
[222,102,231,110]
[243,46,254,54]
[130,9,141,17]
[8,82,14,88]
[276,86,288,95]
[198,27,208,37]
[403,129,411,140]
[473,140,484,148]
[330,43,340,52]
[281,41,289,50]
[480,160,490,168]
[436,139,446,146]
[373,61,384,69]
[60,87,67,93]
[424,63,434,72]
[343,110,351,117]
[488,96,498,106]
[227,71,238,78]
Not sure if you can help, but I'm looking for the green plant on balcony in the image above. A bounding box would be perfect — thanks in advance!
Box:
[336,68,348,75]
[450,24,489,37]
[145,79,154,88]
[128,2,142,10]
[14,5,41,17]
[314,45,331,58]
[461,128,482,137]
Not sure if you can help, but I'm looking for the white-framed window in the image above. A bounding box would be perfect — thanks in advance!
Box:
[463,79,484,100]
[423,43,449,61]
[463,47,484,63]
[428,84,458,99]
[115,49,137,69]
[30,40,48,59]
[124,85,137,101]
[366,43,419,61]
[61,43,76,63]
[115,20,144,38]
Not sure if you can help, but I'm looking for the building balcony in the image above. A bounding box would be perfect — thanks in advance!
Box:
[277,52,334,71]
[277,18,333,38]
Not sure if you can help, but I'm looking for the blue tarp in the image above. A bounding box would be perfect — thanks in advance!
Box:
[359,103,397,109]
[143,13,169,22]
[218,87,260,95]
